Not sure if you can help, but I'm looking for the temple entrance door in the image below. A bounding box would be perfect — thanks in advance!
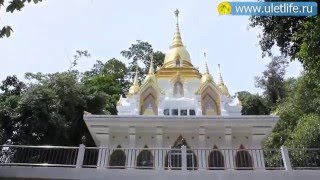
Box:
[165,135,198,170]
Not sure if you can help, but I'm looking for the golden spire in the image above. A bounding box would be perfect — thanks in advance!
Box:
[218,64,224,85]
[204,52,210,74]
[133,67,139,85]
[217,64,230,97]
[128,66,140,95]
[142,54,156,84]
[162,9,193,67]
[171,9,183,48]
[201,52,213,84]
[148,54,155,74]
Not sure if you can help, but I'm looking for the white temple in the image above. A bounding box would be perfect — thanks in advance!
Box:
[83,9,279,169]
[3,9,320,180]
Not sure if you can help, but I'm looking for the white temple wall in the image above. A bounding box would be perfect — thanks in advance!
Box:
[135,132,157,148]
[104,131,259,150]
[109,132,130,148]
[230,132,253,149]
[205,132,225,149]
[157,79,201,99]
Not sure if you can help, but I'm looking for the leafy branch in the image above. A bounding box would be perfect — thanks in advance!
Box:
[0,0,43,38]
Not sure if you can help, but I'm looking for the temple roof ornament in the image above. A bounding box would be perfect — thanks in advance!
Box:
[163,9,192,68]
[171,9,183,48]
[143,54,156,84]
[201,52,214,84]
[218,64,230,97]
[148,55,155,74]
[128,67,140,95]
[140,56,164,95]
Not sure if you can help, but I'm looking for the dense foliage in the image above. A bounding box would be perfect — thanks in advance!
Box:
[0,42,163,146]
[249,0,320,152]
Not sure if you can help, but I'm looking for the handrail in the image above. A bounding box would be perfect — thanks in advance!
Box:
[0,145,78,149]
[0,145,319,170]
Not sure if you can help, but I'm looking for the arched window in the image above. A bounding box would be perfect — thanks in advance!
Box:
[140,86,158,115]
[173,81,183,97]
[136,145,154,169]
[202,94,218,115]
[176,59,181,67]
[208,145,225,170]
[235,144,253,170]
[200,86,221,115]
[165,135,197,170]
[109,145,126,169]
[142,94,156,115]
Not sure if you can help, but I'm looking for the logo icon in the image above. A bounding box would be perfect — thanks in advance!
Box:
[218,2,232,15]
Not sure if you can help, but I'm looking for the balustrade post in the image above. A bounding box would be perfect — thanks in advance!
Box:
[155,127,163,170]
[76,144,85,168]
[181,145,187,171]
[281,146,292,170]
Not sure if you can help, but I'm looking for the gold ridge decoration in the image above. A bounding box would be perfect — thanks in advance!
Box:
[140,56,164,95]
[128,66,140,95]
[201,53,214,84]
[217,64,230,97]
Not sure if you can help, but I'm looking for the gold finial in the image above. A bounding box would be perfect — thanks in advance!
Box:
[133,66,139,85]
[201,52,214,84]
[148,54,154,74]
[174,9,179,25]
[128,65,140,95]
[204,52,209,74]
[218,64,224,85]
[171,9,183,48]
[217,64,230,97]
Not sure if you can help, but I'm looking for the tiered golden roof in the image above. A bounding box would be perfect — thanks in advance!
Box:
[126,10,231,98]
[163,9,193,68]
[157,9,201,79]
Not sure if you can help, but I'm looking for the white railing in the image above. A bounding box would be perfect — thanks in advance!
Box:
[0,144,319,170]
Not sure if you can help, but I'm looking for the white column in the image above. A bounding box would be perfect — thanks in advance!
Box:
[96,130,110,168]
[224,127,234,169]
[251,135,265,169]
[155,126,163,169]
[181,145,187,171]
[127,126,136,169]
[281,146,292,170]
[198,126,206,170]
[76,144,85,168]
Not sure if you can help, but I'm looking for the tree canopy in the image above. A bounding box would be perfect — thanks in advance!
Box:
[0,41,165,146]
[250,1,320,150]
[121,40,165,82]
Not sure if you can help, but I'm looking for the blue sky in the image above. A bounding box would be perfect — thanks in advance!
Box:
[0,0,302,94]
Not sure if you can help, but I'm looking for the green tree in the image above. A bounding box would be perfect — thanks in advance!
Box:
[0,0,43,38]
[0,75,26,144]
[121,40,165,82]
[264,74,320,149]
[237,91,270,115]
[250,2,320,85]
[83,58,129,114]
[284,114,320,168]
[14,72,95,146]
[255,56,289,108]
